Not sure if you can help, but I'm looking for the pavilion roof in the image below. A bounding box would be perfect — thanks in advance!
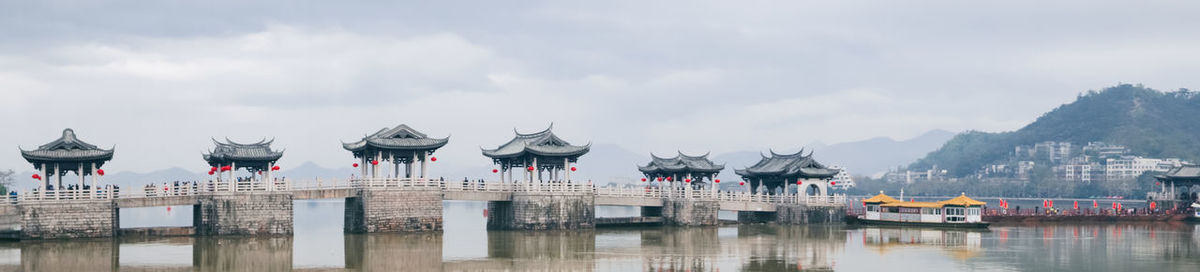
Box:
[734,149,839,179]
[481,124,590,159]
[862,192,901,204]
[203,138,284,164]
[343,124,449,152]
[20,128,114,163]
[937,194,987,206]
[1155,164,1200,183]
[638,151,724,174]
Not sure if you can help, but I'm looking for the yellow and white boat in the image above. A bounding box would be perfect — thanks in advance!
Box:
[849,192,989,228]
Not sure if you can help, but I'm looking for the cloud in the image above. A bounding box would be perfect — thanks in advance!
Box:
[2,1,1200,176]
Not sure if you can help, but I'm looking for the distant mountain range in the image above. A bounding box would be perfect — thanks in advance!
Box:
[7,132,954,190]
[911,84,1200,176]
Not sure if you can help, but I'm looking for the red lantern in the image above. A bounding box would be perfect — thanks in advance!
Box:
[641,178,647,182]
[371,160,379,165]
[353,163,359,168]
[739,181,745,185]
[796,180,802,185]
[211,166,217,171]
[258,171,263,175]
[830,181,836,186]
[667,177,673,181]
[1074,200,1079,210]
[96,169,105,176]
[685,179,692,183]
[272,166,281,171]
[31,174,40,180]
[527,166,535,171]
[714,179,720,183]
[570,167,577,171]
[656,177,662,181]
[1150,202,1157,210]
[208,171,214,175]
[492,169,499,173]
[430,157,437,162]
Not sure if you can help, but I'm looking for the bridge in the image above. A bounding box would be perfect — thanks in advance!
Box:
[2,178,846,240]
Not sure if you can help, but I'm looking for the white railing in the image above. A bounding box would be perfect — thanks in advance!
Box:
[6,179,846,207]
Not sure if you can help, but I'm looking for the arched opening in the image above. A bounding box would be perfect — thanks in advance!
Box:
[804,184,821,196]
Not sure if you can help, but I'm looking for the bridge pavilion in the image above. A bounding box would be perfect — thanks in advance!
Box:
[735,149,839,196]
[482,124,590,184]
[20,128,113,197]
[638,151,724,189]
[342,124,448,180]
[203,138,284,184]
[1152,164,1200,203]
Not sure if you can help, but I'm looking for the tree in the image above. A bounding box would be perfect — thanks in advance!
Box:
[0,169,13,195]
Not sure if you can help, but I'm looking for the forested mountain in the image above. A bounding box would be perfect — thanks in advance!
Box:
[911,84,1200,176]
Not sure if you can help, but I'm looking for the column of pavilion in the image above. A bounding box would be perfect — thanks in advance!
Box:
[21,129,114,199]
[483,125,590,189]
[343,124,449,184]
[204,138,285,191]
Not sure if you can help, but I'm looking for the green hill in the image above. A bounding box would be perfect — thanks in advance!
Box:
[911,84,1200,176]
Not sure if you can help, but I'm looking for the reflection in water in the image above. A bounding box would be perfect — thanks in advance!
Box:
[0,200,1198,271]
[344,233,442,271]
[193,236,292,271]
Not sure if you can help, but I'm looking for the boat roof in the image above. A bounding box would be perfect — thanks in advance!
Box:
[862,192,901,204]
[881,201,944,208]
[938,194,986,206]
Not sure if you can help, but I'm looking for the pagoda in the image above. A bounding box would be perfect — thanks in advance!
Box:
[20,128,114,196]
[735,149,839,196]
[482,124,590,184]
[343,124,448,180]
[638,151,724,188]
[203,138,284,183]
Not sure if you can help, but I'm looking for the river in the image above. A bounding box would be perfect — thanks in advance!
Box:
[0,199,1197,271]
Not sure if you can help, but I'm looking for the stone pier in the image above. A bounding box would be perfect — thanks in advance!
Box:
[18,201,117,239]
[194,192,294,236]
[775,204,845,224]
[487,192,594,230]
[345,188,443,233]
[661,199,719,226]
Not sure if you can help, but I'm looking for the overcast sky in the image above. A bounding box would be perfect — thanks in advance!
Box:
[3,1,1199,173]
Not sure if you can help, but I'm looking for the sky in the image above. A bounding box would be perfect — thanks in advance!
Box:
[2,0,1200,174]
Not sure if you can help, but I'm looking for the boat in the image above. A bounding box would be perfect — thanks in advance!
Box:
[849,192,990,229]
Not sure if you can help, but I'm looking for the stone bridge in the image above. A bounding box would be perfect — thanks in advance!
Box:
[1,179,846,240]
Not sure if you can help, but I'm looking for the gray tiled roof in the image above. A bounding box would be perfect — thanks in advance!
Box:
[638,151,724,174]
[1156,164,1200,183]
[734,149,838,179]
[203,138,284,163]
[20,128,114,163]
[481,124,590,159]
[343,124,449,152]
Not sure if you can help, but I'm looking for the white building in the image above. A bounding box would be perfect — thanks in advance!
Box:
[1105,156,1184,180]
[829,166,855,189]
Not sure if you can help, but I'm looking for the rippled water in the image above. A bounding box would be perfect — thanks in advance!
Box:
[0,200,1197,271]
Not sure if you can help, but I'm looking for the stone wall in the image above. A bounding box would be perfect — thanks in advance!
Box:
[662,199,719,226]
[775,204,845,224]
[345,188,443,233]
[19,201,117,239]
[736,211,776,224]
[487,192,594,230]
[195,192,294,236]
